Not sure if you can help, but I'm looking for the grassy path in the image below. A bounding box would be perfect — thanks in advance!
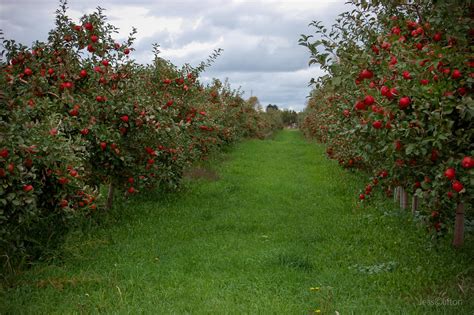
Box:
[2,130,473,314]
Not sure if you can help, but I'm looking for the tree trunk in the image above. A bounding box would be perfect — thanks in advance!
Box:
[106,181,115,211]
[453,203,465,248]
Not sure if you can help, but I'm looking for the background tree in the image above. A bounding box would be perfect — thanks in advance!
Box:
[281,109,298,127]
[266,104,279,112]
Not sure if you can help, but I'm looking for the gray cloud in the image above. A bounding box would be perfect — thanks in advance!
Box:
[1,0,349,110]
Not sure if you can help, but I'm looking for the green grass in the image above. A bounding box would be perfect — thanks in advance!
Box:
[1,130,473,314]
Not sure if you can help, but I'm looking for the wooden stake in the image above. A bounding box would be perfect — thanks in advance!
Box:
[400,188,408,210]
[453,203,465,248]
[106,182,115,210]
[411,195,418,214]
[394,186,401,203]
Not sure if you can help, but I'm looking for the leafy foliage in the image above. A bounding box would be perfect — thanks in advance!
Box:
[0,1,281,268]
[300,0,473,234]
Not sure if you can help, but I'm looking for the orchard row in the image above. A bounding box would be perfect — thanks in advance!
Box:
[0,3,281,264]
[300,0,472,241]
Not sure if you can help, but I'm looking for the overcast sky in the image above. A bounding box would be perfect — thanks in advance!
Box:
[1,0,349,111]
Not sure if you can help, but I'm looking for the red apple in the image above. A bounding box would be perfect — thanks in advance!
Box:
[399,96,411,109]
[391,27,401,35]
[452,180,464,192]
[430,149,439,161]
[364,95,375,105]
[394,140,402,151]
[360,69,373,79]
[389,56,397,65]
[372,120,383,129]
[451,69,461,79]
[23,185,33,192]
[145,147,155,155]
[84,22,93,31]
[380,86,391,97]
[354,101,367,111]
[58,177,69,185]
[96,95,106,102]
[69,108,79,116]
[63,81,73,89]
[444,168,456,180]
[0,148,9,158]
[461,156,473,169]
